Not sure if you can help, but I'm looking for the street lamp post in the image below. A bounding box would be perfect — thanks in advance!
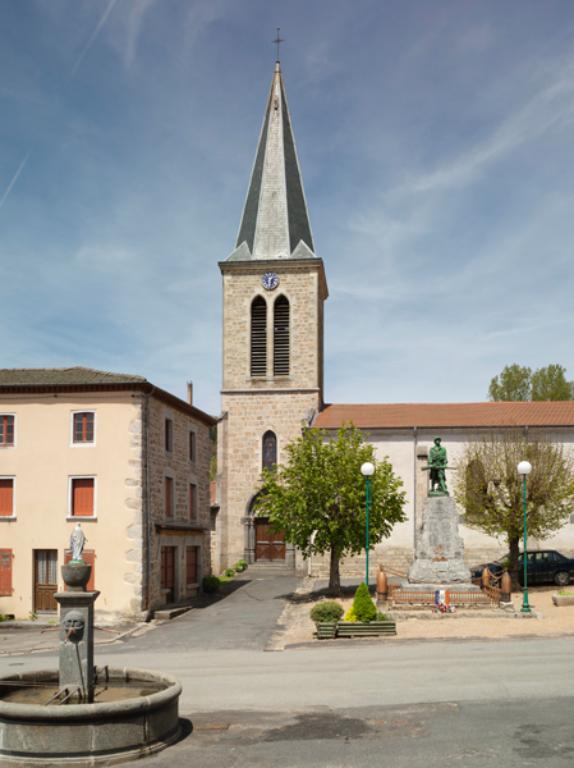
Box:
[361,462,375,587]
[517,460,532,614]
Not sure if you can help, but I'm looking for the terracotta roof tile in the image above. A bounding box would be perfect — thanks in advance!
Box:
[314,402,574,429]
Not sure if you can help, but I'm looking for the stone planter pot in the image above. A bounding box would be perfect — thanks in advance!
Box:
[315,622,337,640]
[336,620,396,638]
[61,563,92,592]
[552,594,574,607]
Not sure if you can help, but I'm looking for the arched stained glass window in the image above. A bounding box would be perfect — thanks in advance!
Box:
[251,296,267,376]
[262,430,277,471]
[273,295,289,376]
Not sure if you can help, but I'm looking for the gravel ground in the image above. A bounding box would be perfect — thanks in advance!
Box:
[269,583,574,649]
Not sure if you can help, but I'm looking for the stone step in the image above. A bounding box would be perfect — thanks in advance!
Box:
[153,605,192,621]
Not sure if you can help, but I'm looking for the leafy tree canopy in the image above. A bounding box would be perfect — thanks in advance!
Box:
[254,425,406,594]
[454,432,574,585]
[489,363,572,402]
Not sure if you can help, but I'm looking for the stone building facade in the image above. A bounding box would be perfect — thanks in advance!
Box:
[216,63,328,570]
[216,61,574,578]
[0,368,215,620]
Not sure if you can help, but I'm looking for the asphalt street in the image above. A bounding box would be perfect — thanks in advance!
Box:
[2,574,574,766]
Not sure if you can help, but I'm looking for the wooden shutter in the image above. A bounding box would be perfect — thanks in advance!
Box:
[165,477,174,518]
[72,478,94,517]
[0,549,12,596]
[273,296,290,375]
[250,297,267,376]
[0,479,13,517]
[64,549,95,591]
[186,546,198,585]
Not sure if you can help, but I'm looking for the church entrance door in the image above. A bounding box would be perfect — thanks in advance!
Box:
[254,518,286,561]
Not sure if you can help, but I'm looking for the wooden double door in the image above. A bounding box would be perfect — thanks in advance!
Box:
[254,518,286,561]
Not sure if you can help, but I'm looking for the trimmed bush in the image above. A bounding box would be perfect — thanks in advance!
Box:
[223,568,235,578]
[376,610,390,621]
[310,600,344,624]
[234,559,248,573]
[202,575,220,594]
[343,606,357,622]
[352,583,377,623]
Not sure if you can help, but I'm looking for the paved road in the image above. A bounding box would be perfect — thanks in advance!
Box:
[2,575,574,766]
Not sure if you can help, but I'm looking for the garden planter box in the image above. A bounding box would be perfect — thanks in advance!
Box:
[552,594,574,607]
[315,622,338,639]
[336,620,396,638]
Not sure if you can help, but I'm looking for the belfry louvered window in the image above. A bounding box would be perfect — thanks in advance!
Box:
[251,296,267,376]
[273,296,290,375]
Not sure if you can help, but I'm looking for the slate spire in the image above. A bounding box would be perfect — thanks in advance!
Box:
[230,62,316,261]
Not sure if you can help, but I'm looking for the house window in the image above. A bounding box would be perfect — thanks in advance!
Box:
[165,419,173,452]
[262,431,277,471]
[0,479,14,517]
[165,476,174,518]
[251,296,267,376]
[72,412,95,444]
[186,546,199,586]
[71,478,95,517]
[0,549,12,596]
[189,483,197,521]
[0,415,14,447]
[273,295,289,375]
[189,431,196,462]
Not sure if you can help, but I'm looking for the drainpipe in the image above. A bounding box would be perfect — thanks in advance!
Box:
[413,426,418,550]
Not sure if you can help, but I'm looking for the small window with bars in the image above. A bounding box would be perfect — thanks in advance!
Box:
[72,412,95,444]
[250,296,267,377]
[273,295,290,376]
[0,415,15,447]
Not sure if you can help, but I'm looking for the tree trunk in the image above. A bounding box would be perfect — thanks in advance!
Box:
[328,547,341,596]
[508,536,520,590]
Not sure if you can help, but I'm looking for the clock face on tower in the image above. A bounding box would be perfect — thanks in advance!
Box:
[261,272,279,291]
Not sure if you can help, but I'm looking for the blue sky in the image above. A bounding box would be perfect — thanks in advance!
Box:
[1,1,573,415]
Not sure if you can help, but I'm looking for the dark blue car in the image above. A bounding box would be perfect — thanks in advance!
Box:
[471,550,574,587]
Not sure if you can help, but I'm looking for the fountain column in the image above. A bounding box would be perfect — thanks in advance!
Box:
[54,523,99,703]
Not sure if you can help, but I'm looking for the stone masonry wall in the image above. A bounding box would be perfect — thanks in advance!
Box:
[146,395,212,610]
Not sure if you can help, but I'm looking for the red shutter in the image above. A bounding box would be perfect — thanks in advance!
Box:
[64,549,95,591]
[72,479,94,517]
[0,480,13,517]
[0,549,13,596]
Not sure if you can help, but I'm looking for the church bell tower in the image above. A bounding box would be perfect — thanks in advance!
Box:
[217,61,328,570]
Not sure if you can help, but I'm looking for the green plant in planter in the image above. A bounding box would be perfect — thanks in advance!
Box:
[235,559,248,572]
[223,568,235,578]
[352,583,377,623]
[310,600,344,624]
[202,575,220,593]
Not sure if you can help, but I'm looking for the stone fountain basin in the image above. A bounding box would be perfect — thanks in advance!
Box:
[0,667,182,766]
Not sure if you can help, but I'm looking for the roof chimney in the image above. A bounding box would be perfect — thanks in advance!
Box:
[187,381,193,405]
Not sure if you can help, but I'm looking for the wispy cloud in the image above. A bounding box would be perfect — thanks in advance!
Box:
[0,151,30,211]
[125,0,157,70]
[70,0,118,76]
[392,61,574,199]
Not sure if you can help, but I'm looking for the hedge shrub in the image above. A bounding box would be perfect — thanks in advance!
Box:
[235,559,248,573]
[223,568,235,578]
[352,583,377,622]
[202,575,220,593]
[310,600,344,624]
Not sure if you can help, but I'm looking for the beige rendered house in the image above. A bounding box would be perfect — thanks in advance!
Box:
[0,368,215,620]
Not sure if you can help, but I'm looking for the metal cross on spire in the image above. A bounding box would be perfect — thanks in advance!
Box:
[273,27,284,62]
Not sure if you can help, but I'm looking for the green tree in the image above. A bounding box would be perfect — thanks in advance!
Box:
[488,364,532,401]
[454,432,574,587]
[531,364,572,401]
[489,363,573,401]
[254,425,406,595]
